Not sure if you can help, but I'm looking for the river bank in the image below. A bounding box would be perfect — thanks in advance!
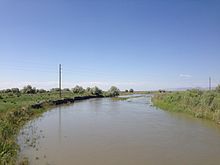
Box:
[152,89,220,124]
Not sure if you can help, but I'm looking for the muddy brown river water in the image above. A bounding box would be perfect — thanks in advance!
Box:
[18,95,220,165]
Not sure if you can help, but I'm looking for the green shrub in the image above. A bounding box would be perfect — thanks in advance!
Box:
[152,89,220,123]
[216,85,220,93]
[37,89,47,93]
[107,86,120,97]
[129,89,134,93]
[90,86,102,96]
[21,85,36,94]
[5,89,12,93]
[72,85,85,94]
[50,88,60,92]
[62,88,70,92]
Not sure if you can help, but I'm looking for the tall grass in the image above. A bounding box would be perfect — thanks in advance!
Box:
[152,89,220,123]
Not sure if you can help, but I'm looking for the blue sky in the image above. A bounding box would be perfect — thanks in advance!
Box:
[0,0,220,90]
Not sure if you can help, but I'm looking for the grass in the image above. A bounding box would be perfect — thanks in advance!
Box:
[0,91,96,164]
[111,97,129,101]
[152,89,220,124]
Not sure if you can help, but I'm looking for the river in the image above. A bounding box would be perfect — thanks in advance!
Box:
[17,95,220,165]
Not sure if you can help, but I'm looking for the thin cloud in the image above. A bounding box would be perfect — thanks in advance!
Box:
[179,74,192,78]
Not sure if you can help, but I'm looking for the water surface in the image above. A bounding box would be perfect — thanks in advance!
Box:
[18,95,220,165]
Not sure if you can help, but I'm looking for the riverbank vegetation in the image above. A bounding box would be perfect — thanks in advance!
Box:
[0,85,121,164]
[152,85,220,124]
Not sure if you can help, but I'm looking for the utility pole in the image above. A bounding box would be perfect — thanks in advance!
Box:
[59,64,62,98]
[209,77,211,90]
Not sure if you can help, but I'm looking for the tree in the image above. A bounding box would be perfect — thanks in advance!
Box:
[85,87,92,94]
[216,85,220,93]
[5,89,12,93]
[91,86,103,96]
[22,85,36,94]
[125,89,128,93]
[108,86,120,97]
[63,88,70,92]
[72,85,85,94]
[37,89,47,93]
[159,89,166,93]
[50,88,60,92]
[11,88,20,94]
[129,89,134,93]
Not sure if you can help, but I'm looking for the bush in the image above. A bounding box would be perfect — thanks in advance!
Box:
[159,89,166,93]
[153,89,220,123]
[216,85,220,93]
[187,89,203,97]
[50,88,60,92]
[129,89,134,93]
[37,89,47,93]
[108,86,120,97]
[85,87,92,94]
[62,88,70,92]
[5,89,12,93]
[90,86,102,96]
[72,85,85,94]
[201,92,216,106]
[11,88,20,94]
[21,85,36,94]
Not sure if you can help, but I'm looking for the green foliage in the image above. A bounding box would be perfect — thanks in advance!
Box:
[90,86,102,96]
[50,88,60,92]
[11,88,20,94]
[85,87,92,94]
[37,89,47,93]
[72,85,85,94]
[152,88,220,123]
[107,86,120,97]
[5,89,12,93]
[62,88,70,92]
[0,108,34,164]
[22,85,36,94]
[216,85,220,93]
[129,89,134,93]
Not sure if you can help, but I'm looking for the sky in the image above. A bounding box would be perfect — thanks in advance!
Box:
[0,0,220,90]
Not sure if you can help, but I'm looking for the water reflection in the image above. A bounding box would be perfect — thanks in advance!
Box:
[59,106,62,144]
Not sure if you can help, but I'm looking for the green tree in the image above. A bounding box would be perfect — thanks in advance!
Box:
[91,86,103,96]
[85,87,92,94]
[72,85,85,94]
[50,88,60,92]
[129,89,134,93]
[37,89,47,93]
[5,89,12,93]
[216,85,220,93]
[22,85,36,94]
[108,86,120,97]
[63,88,70,92]
[11,88,20,94]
